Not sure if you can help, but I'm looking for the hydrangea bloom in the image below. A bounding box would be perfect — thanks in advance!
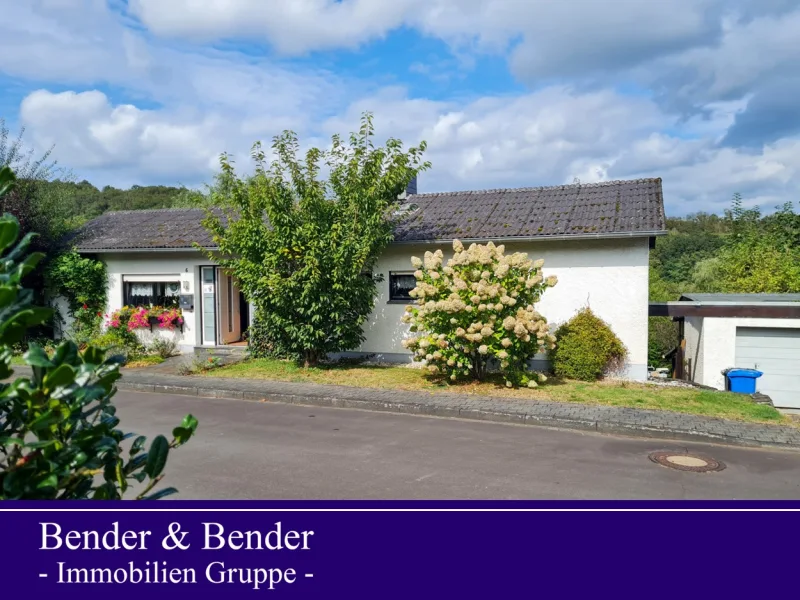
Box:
[403,240,557,387]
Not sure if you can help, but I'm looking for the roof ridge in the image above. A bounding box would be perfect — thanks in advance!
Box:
[101,207,207,216]
[410,178,662,198]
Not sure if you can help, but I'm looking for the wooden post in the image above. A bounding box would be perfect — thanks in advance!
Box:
[673,339,685,380]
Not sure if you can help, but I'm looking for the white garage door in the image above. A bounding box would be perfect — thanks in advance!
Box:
[735,327,800,409]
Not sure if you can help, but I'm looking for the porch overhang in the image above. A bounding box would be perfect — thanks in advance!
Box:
[649,301,800,319]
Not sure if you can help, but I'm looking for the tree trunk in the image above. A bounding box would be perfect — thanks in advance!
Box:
[471,355,486,381]
[303,349,320,368]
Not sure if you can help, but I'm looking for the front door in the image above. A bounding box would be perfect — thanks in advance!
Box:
[200,266,217,346]
[217,268,242,345]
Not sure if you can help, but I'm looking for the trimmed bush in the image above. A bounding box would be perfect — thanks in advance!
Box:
[550,308,627,381]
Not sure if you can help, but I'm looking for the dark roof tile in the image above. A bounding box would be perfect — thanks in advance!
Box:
[70,178,666,251]
[393,178,665,242]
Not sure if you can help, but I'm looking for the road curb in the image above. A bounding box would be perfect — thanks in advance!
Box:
[113,379,800,451]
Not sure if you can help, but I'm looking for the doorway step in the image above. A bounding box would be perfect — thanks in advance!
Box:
[193,345,248,363]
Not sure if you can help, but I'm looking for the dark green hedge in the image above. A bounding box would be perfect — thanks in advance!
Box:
[550,308,627,381]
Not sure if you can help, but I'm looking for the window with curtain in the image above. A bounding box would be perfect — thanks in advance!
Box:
[123,281,181,307]
[389,272,417,301]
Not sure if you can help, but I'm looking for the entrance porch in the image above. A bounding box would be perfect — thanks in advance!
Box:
[197,266,251,349]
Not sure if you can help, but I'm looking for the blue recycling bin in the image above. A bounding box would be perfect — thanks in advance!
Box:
[725,368,763,394]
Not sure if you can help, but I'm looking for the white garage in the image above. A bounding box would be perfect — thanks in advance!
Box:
[735,327,800,409]
[651,293,800,410]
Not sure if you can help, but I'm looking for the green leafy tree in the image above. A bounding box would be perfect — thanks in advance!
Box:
[1,119,77,342]
[202,113,430,366]
[714,195,800,293]
[0,118,71,239]
[647,266,680,367]
[650,231,724,285]
[0,166,197,499]
[715,241,800,293]
[46,250,108,341]
[0,119,59,182]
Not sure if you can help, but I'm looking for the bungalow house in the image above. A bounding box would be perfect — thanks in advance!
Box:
[65,177,667,381]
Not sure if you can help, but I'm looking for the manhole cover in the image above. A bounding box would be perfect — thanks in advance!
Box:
[648,451,726,473]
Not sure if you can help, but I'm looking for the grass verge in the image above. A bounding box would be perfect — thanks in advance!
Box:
[202,358,789,426]
[124,355,166,369]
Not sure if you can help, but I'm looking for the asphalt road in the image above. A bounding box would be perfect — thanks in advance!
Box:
[114,391,800,500]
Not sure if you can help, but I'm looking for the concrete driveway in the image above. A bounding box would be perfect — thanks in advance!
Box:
[114,390,800,500]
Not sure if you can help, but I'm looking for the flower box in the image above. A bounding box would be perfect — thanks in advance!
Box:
[108,306,184,334]
[148,315,184,333]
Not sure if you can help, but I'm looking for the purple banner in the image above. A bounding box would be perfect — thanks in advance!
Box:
[1,501,796,597]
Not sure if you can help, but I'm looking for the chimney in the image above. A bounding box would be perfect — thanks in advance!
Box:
[397,175,418,201]
[406,175,417,196]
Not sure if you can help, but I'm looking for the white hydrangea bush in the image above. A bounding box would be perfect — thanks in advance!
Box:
[401,240,558,388]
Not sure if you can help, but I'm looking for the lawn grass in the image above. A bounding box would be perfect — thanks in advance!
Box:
[203,358,790,426]
[124,355,165,369]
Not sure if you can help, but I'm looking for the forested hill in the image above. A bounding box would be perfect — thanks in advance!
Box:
[38,179,190,223]
[651,198,800,301]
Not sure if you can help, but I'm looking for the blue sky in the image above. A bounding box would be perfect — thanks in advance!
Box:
[2,0,799,216]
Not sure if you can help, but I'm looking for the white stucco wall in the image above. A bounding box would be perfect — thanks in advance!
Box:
[100,252,212,353]
[51,295,73,339]
[96,237,652,377]
[358,237,651,380]
[685,316,800,390]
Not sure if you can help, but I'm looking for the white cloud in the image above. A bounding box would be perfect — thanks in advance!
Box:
[0,0,131,83]
[128,0,722,69]
[0,1,350,123]
[322,86,800,216]
[323,85,666,189]
[17,78,800,215]
[652,10,800,104]
[653,139,800,214]
[3,0,800,215]
[129,0,417,53]
[19,90,231,180]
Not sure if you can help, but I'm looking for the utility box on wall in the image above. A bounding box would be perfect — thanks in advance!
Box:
[179,295,195,311]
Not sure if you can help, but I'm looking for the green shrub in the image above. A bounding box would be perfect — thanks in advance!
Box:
[67,304,104,349]
[648,316,678,368]
[95,326,143,361]
[0,168,197,499]
[550,308,627,381]
[248,308,291,359]
[46,250,108,340]
[148,337,179,359]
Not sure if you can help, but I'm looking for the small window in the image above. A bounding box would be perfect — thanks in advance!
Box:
[123,281,180,307]
[389,272,416,302]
